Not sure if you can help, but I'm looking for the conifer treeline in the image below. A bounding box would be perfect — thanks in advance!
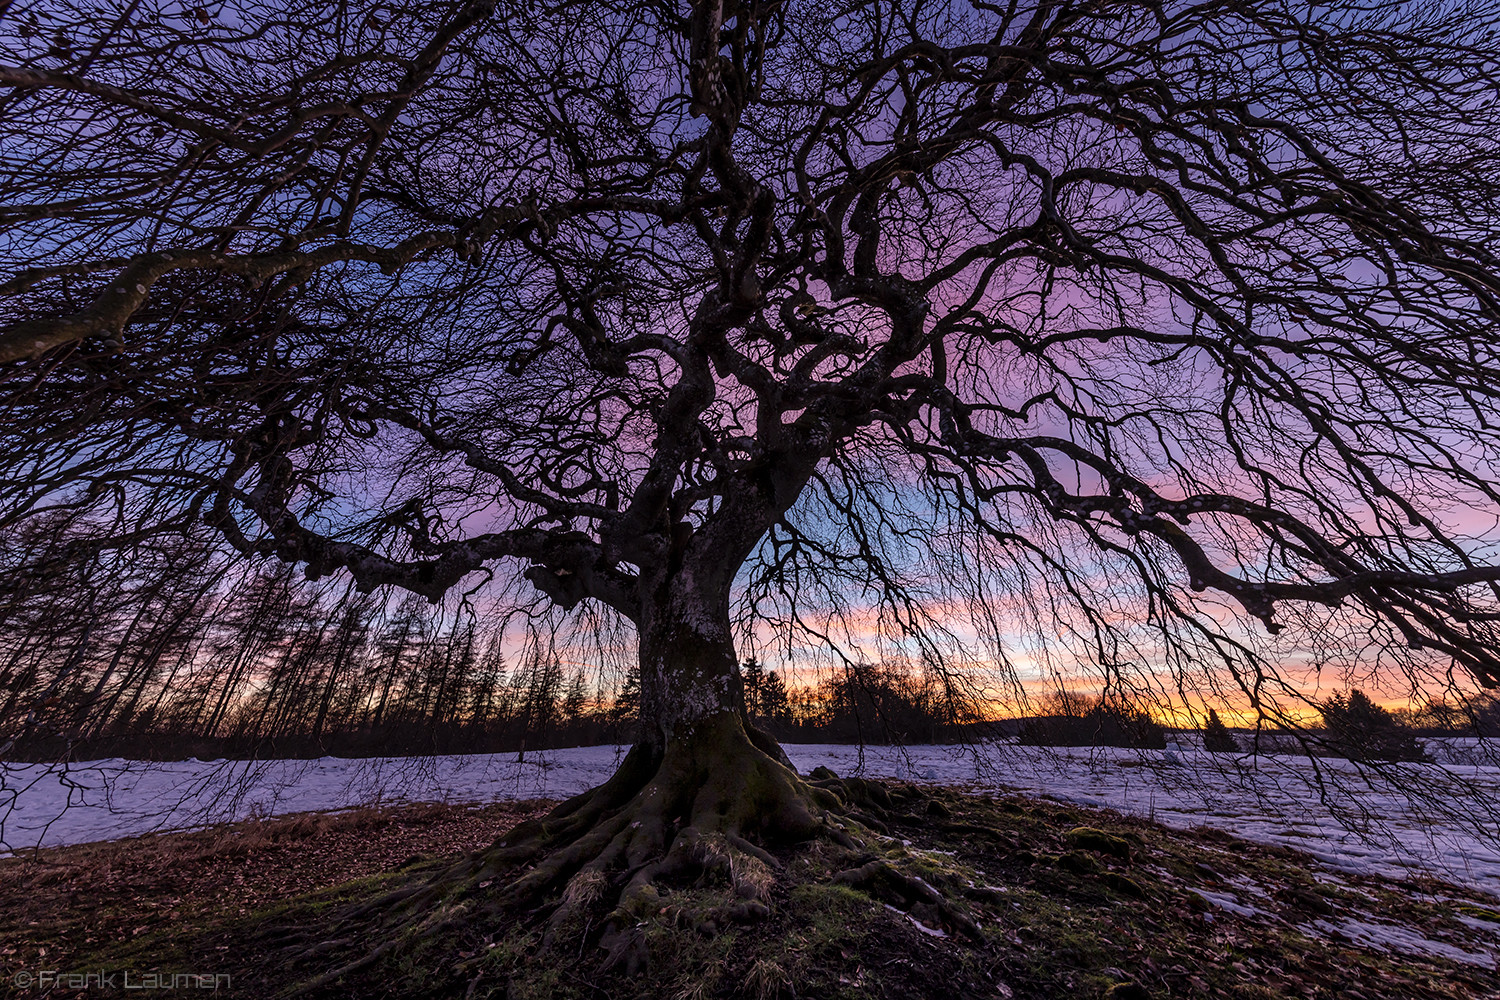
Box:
[0,521,631,760]
[13,516,1468,763]
[0,519,981,761]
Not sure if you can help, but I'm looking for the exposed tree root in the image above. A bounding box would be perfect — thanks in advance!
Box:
[275,716,829,993]
[830,858,983,940]
[276,717,984,996]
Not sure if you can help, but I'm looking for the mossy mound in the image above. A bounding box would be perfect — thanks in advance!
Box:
[1065,826,1134,862]
[1458,904,1500,923]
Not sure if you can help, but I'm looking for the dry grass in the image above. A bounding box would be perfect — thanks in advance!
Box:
[731,854,776,903]
[561,869,608,909]
[9,803,512,901]
[742,958,790,1000]
[670,980,713,1000]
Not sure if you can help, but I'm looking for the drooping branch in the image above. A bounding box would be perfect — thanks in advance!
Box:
[920,394,1500,685]
[3,0,1500,714]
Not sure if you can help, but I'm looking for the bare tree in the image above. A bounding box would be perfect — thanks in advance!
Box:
[5,0,1500,966]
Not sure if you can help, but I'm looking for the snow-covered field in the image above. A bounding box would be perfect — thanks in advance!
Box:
[4,741,1500,899]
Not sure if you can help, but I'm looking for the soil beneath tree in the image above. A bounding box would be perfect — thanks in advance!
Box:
[2,787,1496,1000]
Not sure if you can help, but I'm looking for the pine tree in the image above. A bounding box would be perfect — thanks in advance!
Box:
[1202,709,1238,753]
[1320,690,1428,763]
[740,658,767,717]
[560,670,588,728]
[760,670,791,728]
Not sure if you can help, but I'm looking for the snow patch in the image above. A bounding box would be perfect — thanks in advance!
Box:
[1186,887,1276,920]
[4,740,1500,901]
[884,903,947,938]
[1309,917,1496,968]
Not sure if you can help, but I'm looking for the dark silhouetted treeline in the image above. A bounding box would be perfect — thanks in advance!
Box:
[1395,692,1500,738]
[1015,690,1168,749]
[0,518,637,761]
[0,515,1472,763]
[1319,689,1428,762]
[0,516,990,761]
[750,659,982,745]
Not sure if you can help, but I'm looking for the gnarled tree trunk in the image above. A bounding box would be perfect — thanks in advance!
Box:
[635,555,791,759]
[293,568,834,984]
[436,552,828,911]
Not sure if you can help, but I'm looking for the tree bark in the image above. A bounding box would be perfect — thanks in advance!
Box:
[633,538,795,767]
[637,587,743,747]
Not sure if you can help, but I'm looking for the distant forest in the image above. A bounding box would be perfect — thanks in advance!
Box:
[0,521,990,761]
[1,519,1492,762]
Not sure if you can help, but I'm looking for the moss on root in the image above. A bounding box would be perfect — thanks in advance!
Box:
[275,713,864,992]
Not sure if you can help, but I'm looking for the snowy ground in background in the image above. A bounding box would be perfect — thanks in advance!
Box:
[4,741,1500,899]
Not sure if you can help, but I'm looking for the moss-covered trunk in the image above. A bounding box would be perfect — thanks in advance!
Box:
[630,548,791,760]
[636,576,745,748]
[450,567,819,900]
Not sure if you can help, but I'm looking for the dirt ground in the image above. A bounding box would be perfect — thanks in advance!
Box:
[0,800,552,989]
[2,789,1498,1000]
